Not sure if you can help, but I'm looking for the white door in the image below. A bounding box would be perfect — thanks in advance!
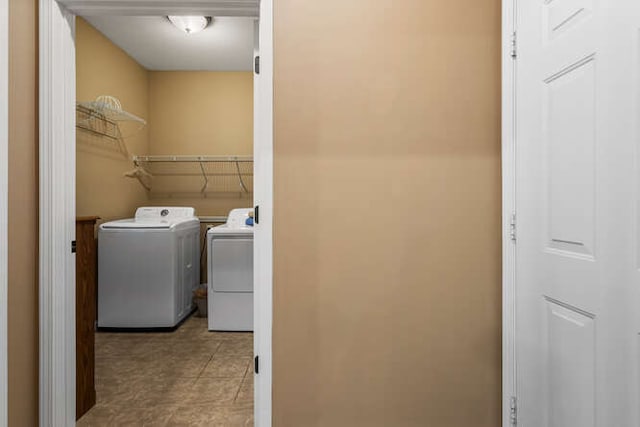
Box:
[516,1,640,426]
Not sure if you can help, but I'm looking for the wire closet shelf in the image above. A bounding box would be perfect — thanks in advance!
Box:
[76,95,146,141]
[129,155,254,195]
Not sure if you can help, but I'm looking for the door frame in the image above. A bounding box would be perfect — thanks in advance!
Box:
[0,0,8,424]
[253,0,273,422]
[501,0,517,426]
[38,1,273,426]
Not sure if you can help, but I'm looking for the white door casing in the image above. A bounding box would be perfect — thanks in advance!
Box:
[0,0,8,424]
[39,1,77,424]
[516,1,640,426]
[40,1,271,426]
[253,5,274,424]
[501,0,517,425]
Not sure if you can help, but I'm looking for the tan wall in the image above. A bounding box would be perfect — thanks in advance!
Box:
[76,17,149,221]
[272,1,502,426]
[8,0,39,425]
[147,71,253,217]
[149,71,253,156]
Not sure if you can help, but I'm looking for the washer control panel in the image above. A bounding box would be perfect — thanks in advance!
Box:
[135,207,195,221]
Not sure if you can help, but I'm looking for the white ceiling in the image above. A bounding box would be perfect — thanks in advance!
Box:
[84,16,255,71]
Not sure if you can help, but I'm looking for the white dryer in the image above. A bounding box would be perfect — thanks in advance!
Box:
[98,207,200,329]
[207,208,254,331]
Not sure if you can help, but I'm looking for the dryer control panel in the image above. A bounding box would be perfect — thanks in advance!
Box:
[226,208,253,228]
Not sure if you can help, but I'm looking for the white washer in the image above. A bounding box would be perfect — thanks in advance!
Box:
[207,208,254,331]
[98,207,200,329]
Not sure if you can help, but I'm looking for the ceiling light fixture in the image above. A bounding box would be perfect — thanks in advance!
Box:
[167,16,212,34]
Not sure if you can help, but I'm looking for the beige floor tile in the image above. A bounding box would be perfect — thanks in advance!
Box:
[154,355,212,378]
[131,379,196,408]
[222,404,254,427]
[166,342,221,359]
[200,355,251,378]
[184,377,244,406]
[96,358,169,382]
[167,403,253,427]
[95,383,141,407]
[96,337,156,359]
[235,375,254,404]
[77,404,118,426]
[167,341,208,353]
[79,315,253,425]
[108,405,177,426]
[218,332,253,341]
[216,339,253,356]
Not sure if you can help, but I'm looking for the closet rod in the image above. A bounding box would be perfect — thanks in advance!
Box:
[133,155,253,163]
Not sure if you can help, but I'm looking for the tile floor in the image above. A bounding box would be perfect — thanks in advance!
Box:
[77,314,254,426]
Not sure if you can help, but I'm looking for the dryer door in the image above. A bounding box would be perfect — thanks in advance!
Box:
[210,237,253,292]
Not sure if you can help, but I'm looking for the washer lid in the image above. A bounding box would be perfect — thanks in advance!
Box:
[101,206,197,229]
[100,218,173,229]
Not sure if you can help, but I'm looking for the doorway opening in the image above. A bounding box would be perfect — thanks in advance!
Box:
[39,1,273,426]
[75,14,255,424]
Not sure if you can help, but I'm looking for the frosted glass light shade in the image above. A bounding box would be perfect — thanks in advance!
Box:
[167,16,211,34]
